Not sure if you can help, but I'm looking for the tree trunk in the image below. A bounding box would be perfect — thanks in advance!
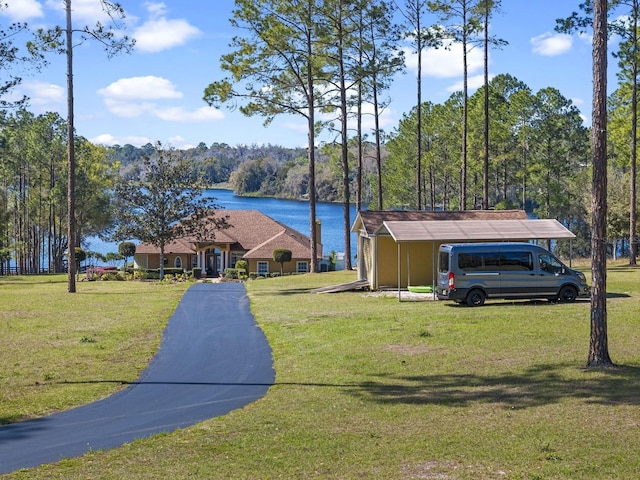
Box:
[629,4,638,265]
[482,2,489,210]
[588,0,613,367]
[416,9,423,211]
[306,7,317,274]
[66,0,76,293]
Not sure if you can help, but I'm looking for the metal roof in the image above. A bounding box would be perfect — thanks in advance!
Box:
[381,219,575,242]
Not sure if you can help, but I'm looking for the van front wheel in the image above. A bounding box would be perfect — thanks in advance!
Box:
[466,289,486,307]
[558,285,578,303]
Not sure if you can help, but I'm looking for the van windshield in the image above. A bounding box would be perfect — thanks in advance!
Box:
[539,254,564,274]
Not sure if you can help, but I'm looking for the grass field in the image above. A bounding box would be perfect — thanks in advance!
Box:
[2,265,640,479]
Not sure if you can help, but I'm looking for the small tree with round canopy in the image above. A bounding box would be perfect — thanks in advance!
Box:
[273,249,292,275]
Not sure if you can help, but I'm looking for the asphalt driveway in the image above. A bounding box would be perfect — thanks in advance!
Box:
[0,282,275,474]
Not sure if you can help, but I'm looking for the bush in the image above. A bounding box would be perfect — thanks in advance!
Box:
[192,267,202,279]
[224,268,238,279]
[134,269,149,280]
[101,272,118,281]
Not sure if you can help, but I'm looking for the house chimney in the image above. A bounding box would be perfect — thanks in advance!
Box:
[315,219,322,251]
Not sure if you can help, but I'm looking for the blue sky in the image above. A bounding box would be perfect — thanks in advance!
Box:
[3,0,610,149]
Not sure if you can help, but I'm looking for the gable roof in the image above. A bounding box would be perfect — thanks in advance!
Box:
[352,209,528,235]
[135,237,195,255]
[242,229,315,259]
[135,209,322,259]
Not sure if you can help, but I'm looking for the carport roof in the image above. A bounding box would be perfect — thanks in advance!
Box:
[380,219,575,242]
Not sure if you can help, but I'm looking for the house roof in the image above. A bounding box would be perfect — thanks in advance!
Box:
[135,209,322,259]
[351,209,528,235]
[382,219,575,242]
[135,237,195,255]
[242,229,315,259]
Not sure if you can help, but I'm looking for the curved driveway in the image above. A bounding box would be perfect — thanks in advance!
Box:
[0,282,274,474]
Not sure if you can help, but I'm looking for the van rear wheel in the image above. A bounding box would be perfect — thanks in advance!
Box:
[558,285,578,303]
[466,289,485,307]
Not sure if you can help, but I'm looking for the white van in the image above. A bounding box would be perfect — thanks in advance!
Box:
[437,242,589,306]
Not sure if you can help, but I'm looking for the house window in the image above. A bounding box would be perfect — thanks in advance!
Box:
[174,256,182,269]
[296,261,308,273]
[257,261,269,276]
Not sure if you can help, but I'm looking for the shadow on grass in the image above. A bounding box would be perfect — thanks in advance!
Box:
[252,288,316,296]
[444,294,629,308]
[48,363,640,412]
[607,292,632,299]
[345,363,640,409]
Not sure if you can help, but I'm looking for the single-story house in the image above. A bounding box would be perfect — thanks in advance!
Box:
[351,209,576,291]
[134,209,322,276]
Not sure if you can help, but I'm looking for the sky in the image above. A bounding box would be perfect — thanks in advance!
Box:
[1,0,614,150]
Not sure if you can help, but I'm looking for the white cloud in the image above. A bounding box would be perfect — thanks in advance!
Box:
[98,76,223,123]
[91,133,151,147]
[102,98,155,118]
[92,132,195,149]
[446,73,493,93]
[133,3,201,53]
[153,106,224,122]
[11,81,65,112]
[144,1,169,18]
[531,32,573,56]
[44,0,123,25]
[167,135,196,150]
[2,0,43,21]
[98,76,183,101]
[404,41,484,78]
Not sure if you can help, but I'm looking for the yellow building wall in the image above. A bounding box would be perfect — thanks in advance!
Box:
[375,236,446,289]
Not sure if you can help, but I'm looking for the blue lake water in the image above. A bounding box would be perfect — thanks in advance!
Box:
[86,189,358,263]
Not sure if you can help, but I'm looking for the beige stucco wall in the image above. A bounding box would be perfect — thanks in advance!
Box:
[134,253,196,270]
[246,258,310,275]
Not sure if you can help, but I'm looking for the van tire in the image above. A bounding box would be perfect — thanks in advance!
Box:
[558,285,578,303]
[466,289,486,307]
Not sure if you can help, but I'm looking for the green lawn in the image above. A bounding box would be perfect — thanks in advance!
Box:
[3,266,640,479]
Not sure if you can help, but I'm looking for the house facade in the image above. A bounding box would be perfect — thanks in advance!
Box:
[351,210,576,290]
[134,210,322,277]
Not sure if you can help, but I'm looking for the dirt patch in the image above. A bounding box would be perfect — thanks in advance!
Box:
[400,460,460,479]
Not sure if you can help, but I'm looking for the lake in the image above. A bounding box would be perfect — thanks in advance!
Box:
[86,189,359,264]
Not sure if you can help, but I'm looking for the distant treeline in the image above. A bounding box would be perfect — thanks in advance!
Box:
[110,141,382,204]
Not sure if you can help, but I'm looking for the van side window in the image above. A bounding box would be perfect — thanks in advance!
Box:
[458,252,533,271]
[458,252,499,271]
[459,253,485,271]
[539,254,563,274]
[499,252,533,271]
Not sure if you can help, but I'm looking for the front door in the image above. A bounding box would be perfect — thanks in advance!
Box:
[207,254,218,277]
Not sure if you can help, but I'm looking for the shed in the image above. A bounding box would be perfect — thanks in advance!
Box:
[351,210,576,292]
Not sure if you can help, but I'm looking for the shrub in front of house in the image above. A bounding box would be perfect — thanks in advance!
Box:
[224,268,239,279]
[100,272,126,281]
[192,267,202,279]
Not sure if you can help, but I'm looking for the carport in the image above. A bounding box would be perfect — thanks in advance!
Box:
[381,218,577,301]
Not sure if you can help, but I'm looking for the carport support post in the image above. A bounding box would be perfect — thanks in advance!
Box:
[397,243,401,301]
[432,241,436,300]
[407,243,411,291]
